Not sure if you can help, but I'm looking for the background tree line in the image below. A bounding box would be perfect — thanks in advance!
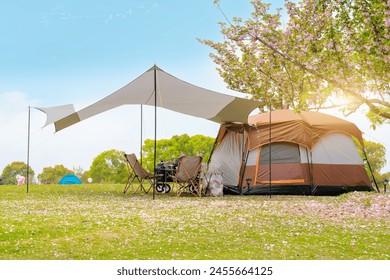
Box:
[0,134,215,185]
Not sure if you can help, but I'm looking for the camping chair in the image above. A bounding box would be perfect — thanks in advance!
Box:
[174,155,203,196]
[123,153,155,194]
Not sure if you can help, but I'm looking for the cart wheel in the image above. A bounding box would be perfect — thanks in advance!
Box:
[156,183,164,192]
[189,185,196,193]
[163,184,171,193]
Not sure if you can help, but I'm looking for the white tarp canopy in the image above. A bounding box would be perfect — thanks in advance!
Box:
[52,65,260,132]
[35,104,76,127]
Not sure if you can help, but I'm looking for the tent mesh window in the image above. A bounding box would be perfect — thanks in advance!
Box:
[259,142,301,164]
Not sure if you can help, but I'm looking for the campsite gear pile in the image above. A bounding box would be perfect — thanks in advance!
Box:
[155,156,204,196]
[155,161,176,193]
[203,172,224,197]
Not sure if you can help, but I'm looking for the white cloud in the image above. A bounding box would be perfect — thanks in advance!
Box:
[104,14,113,24]
[152,2,160,11]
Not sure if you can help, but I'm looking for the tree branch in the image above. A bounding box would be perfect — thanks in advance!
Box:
[251,35,390,119]
[212,1,390,120]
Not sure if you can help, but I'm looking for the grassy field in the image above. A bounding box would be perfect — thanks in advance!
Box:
[0,184,389,260]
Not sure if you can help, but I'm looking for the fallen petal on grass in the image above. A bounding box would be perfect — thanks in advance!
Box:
[0,185,388,260]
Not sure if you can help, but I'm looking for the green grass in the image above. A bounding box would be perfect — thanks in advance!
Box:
[0,184,389,260]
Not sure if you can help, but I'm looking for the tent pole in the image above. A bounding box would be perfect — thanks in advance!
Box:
[363,148,380,192]
[240,150,249,195]
[26,106,31,193]
[306,147,314,194]
[207,135,219,167]
[268,106,272,198]
[238,126,249,195]
[153,65,157,200]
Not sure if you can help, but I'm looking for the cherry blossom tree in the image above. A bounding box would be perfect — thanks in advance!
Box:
[200,0,389,126]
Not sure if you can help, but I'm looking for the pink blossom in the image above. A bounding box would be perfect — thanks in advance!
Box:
[259,6,267,14]
[238,35,246,42]
[385,17,390,27]
[305,34,313,41]
[290,22,300,29]
[345,45,354,52]
[261,27,271,33]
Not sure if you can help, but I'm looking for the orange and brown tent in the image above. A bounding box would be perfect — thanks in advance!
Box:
[208,109,373,195]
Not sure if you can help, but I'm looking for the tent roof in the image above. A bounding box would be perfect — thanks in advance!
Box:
[247,109,364,149]
[53,65,260,132]
[58,174,82,184]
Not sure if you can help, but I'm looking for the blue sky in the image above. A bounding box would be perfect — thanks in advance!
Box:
[1,0,254,102]
[1,0,389,177]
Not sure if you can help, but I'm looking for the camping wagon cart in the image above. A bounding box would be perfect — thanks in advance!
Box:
[154,161,177,193]
[155,156,205,196]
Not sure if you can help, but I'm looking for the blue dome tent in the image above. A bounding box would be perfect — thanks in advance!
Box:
[58,174,82,185]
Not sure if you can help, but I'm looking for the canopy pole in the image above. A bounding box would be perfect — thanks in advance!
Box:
[140,105,143,166]
[26,106,31,193]
[153,65,157,200]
